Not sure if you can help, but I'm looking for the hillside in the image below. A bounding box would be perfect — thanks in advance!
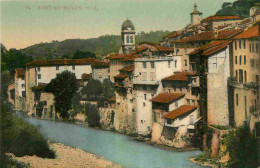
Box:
[216,0,259,18]
[20,30,171,59]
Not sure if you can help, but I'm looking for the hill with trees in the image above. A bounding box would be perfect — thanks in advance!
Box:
[216,0,259,18]
[20,30,171,59]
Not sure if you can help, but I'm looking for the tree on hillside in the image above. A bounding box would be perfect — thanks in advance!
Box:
[73,50,96,59]
[102,79,115,100]
[81,79,103,101]
[1,49,33,73]
[45,71,78,119]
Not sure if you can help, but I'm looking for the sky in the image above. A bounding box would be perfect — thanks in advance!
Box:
[1,0,236,50]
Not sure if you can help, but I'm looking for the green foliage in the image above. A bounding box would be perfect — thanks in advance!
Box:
[83,103,100,127]
[71,92,84,117]
[194,153,219,165]
[223,125,259,168]
[81,79,103,101]
[72,50,96,59]
[20,30,170,59]
[0,103,55,159]
[205,126,213,150]
[216,0,259,18]
[0,72,12,104]
[1,48,33,73]
[45,71,78,119]
[102,79,116,100]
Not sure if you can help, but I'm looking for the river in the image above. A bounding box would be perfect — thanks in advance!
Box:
[16,112,207,168]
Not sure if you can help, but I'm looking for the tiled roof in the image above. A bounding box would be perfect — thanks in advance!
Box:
[165,32,183,39]
[15,68,25,77]
[233,24,259,39]
[81,73,92,80]
[162,72,196,81]
[151,93,185,104]
[189,40,231,56]
[176,29,242,43]
[26,58,109,68]
[202,15,242,22]
[119,65,135,72]
[164,105,197,120]
[139,42,174,51]
[108,97,116,102]
[121,55,141,62]
[114,74,128,79]
[107,54,126,60]
[129,46,149,55]
[31,83,48,91]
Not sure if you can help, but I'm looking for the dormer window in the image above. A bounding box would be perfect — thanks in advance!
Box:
[56,66,59,70]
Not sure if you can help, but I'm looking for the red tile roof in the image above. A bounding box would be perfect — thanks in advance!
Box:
[162,72,196,81]
[121,55,141,62]
[107,54,126,60]
[119,65,135,72]
[176,29,242,43]
[26,58,109,68]
[151,93,185,104]
[139,42,174,51]
[15,68,25,78]
[189,40,231,56]
[129,46,149,55]
[108,97,116,102]
[81,73,92,80]
[114,74,128,79]
[233,24,259,39]
[164,105,197,120]
[202,15,242,22]
[165,32,183,39]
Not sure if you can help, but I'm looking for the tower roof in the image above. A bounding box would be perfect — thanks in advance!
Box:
[191,2,202,15]
[121,19,135,31]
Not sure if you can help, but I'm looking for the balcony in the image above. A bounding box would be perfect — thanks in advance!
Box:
[133,78,159,85]
[228,78,259,90]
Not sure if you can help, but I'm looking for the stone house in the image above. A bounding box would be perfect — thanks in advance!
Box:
[230,24,260,131]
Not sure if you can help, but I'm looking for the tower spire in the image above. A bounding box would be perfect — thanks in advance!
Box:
[194,2,198,11]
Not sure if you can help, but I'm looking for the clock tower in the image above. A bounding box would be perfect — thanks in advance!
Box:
[120,19,136,54]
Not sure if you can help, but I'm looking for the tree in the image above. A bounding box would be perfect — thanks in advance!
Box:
[84,103,100,127]
[45,71,78,119]
[81,79,103,101]
[102,79,115,100]
[73,50,96,59]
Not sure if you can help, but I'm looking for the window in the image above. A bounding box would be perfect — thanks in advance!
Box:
[239,69,243,82]
[72,65,75,70]
[168,89,171,93]
[235,56,237,64]
[236,93,238,106]
[185,60,187,66]
[132,109,135,112]
[239,40,241,49]
[143,102,146,107]
[144,94,147,100]
[243,40,246,49]
[37,67,40,71]
[244,55,246,65]
[22,91,26,97]
[187,99,190,105]
[143,62,147,68]
[56,66,59,70]
[244,96,247,118]
[250,44,252,53]
[141,120,143,124]
[256,44,259,53]
[244,71,247,82]
[151,94,154,98]
[148,126,150,131]
[235,41,237,50]
[175,60,177,68]
[168,61,171,68]
[22,84,25,88]
[252,44,255,52]
[236,70,238,80]
[175,101,178,107]
[151,62,154,68]
[239,55,242,65]
[130,36,133,43]
[126,36,129,43]
[38,74,41,79]
[143,85,147,90]
[192,100,195,105]
[167,119,172,125]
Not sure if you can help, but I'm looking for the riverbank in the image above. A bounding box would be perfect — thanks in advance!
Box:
[7,142,121,168]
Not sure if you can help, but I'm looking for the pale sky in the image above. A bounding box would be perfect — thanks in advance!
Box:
[1,0,236,50]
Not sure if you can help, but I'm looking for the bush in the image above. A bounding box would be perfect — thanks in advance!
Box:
[83,103,100,127]
[0,103,55,159]
[223,125,259,168]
